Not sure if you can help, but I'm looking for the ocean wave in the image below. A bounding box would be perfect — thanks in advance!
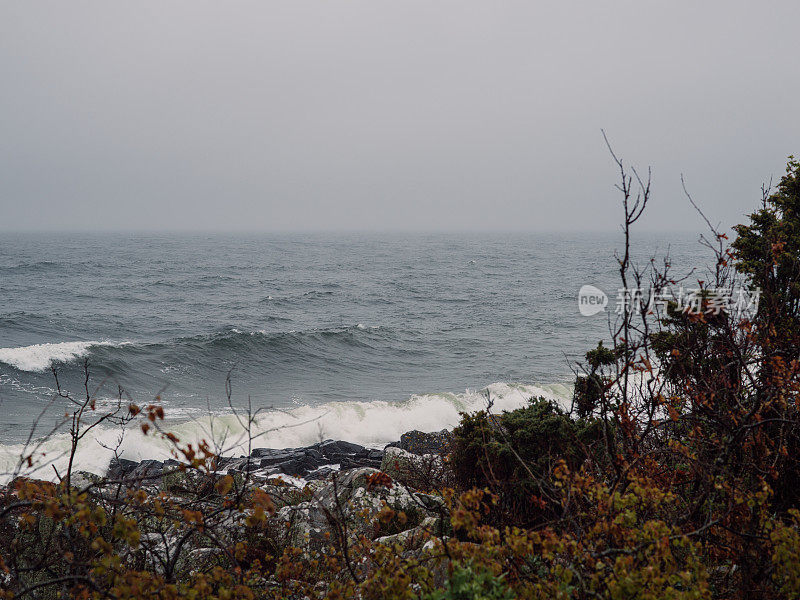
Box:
[238,381,570,450]
[302,290,335,298]
[0,373,57,396]
[0,260,61,274]
[0,382,572,483]
[0,326,391,374]
[0,341,121,372]
[173,325,393,355]
[0,311,66,334]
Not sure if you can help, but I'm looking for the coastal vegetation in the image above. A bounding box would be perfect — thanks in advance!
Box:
[3,155,800,598]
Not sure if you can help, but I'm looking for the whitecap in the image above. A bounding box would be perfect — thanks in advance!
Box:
[0,341,118,372]
[0,381,573,483]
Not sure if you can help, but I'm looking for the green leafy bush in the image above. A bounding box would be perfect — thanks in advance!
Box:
[424,563,515,600]
[449,397,605,525]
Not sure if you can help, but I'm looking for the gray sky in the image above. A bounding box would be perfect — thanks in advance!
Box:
[1,1,798,232]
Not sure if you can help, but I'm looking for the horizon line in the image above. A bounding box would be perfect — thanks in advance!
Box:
[0,227,712,235]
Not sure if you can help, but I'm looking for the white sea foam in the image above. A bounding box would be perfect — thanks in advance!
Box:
[0,382,572,483]
[0,341,118,372]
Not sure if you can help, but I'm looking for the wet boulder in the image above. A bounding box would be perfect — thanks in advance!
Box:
[393,429,452,455]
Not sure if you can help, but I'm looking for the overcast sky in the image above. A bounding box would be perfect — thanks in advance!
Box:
[1,1,798,232]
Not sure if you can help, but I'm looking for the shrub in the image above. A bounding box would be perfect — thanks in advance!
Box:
[424,563,515,600]
[449,397,605,525]
[574,341,617,418]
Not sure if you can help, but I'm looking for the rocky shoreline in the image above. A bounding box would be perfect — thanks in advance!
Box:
[80,428,457,568]
[106,428,453,487]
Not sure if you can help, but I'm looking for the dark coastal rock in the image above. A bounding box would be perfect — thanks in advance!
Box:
[305,466,339,481]
[105,458,165,489]
[243,440,381,478]
[215,456,243,468]
[250,448,311,474]
[318,440,364,457]
[339,455,381,470]
[130,459,164,480]
[102,435,439,485]
[248,445,331,476]
[391,429,453,455]
[107,457,139,479]
[250,448,299,462]
[222,457,252,474]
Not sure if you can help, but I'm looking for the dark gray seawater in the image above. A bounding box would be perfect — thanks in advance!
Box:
[0,232,704,464]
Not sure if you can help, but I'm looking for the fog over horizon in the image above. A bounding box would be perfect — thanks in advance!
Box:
[1,1,799,233]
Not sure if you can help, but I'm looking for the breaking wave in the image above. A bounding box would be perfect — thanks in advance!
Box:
[0,325,396,374]
[0,382,572,483]
[0,341,121,372]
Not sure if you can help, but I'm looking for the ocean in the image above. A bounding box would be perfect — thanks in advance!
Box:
[0,231,702,477]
